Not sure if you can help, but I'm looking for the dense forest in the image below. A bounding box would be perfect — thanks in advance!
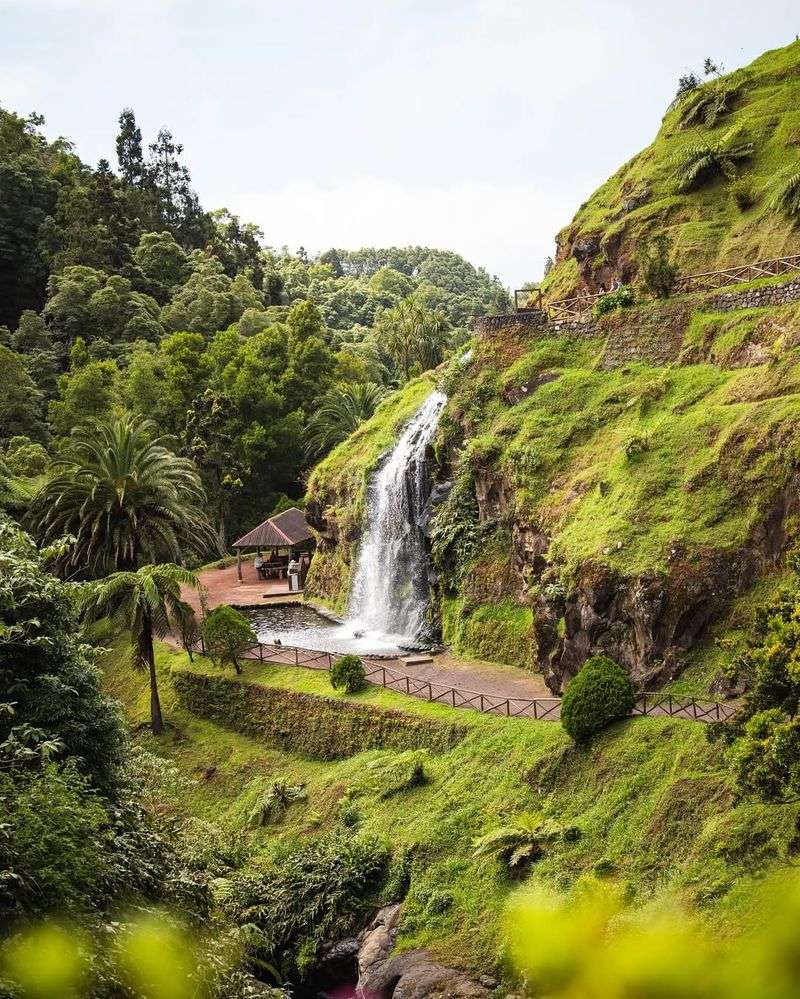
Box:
[0,103,509,543]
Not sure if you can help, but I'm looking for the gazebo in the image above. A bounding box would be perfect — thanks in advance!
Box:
[232,507,315,589]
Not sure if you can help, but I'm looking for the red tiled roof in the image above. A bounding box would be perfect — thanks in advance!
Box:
[233,507,314,548]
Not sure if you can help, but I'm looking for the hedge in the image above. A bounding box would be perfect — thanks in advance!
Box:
[171,668,466,759]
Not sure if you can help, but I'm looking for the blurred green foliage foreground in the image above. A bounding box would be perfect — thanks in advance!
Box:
[507,874,800,999]
[8,875,800,998]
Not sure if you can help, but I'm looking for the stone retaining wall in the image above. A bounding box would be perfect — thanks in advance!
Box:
[706,277,800,312]
[475,276,800,342]
[473,311,597,338]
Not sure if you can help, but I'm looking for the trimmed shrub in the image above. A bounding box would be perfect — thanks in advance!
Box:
[330,654,366,693]
[202,604,257,674]
[561,655,635,742]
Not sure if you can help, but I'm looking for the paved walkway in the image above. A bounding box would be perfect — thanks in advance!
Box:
[185,559,300,615]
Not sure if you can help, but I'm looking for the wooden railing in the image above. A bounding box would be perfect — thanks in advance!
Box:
[515,287,544,312]
[546,291,605,321]
[193,638,737,724]
[535,252,800,322]
[672,252,800,294]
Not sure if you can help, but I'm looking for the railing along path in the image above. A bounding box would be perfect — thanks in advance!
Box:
[514,252,800,322]
[195,638,737,724]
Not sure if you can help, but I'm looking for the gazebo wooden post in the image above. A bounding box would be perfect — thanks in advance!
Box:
[236,547,242,582]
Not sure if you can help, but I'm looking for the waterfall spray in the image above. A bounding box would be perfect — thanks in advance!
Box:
[347,390,447,645]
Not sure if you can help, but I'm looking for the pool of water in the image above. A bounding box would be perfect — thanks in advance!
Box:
[245,604,407,657]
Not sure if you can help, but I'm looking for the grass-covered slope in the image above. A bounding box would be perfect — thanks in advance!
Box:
[304,283,800,686]
[543,40,800,300]
[105,643,800,977]
[434,294,800,688]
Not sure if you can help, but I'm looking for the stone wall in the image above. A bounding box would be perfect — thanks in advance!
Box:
[474,275,800,344]
[172,668,467,758]
[706,277,800,312]
[473,311,597,338]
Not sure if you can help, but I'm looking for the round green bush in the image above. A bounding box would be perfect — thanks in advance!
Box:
[330,654,366,694]
[202,604,257,674]
[560,655,635,742]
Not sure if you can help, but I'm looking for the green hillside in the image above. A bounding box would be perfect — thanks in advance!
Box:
[308,282,800,691]
[543,40,800,301]
[104,642,800,980]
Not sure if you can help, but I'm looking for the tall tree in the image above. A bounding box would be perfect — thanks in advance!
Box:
[378,295,448,381]
[30,415,219,577]
[184,387,247,550]
[116,108,144,187]
[82,564,200,734]
[0,345,47,443]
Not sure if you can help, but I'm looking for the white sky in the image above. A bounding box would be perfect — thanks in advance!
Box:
[2,0,799,287]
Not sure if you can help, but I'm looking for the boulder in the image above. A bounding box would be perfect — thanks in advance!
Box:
[355,905,491,999]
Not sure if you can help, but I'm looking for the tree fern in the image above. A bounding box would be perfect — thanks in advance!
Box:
[678,82,740,129]
[672,141,754,192]
[472,813,579,870]
[769,170,800,219]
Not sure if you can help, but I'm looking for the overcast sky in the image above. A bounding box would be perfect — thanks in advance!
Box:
[2,0,799,288]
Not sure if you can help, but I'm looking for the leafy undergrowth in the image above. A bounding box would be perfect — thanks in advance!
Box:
[103,642,800,975]
[543,39,800,300]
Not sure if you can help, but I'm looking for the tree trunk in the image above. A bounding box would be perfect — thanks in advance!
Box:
[218,501,227,552]
[142,611,164,735]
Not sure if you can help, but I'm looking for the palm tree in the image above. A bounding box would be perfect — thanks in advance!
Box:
[380,296,448,381]
[769,170,800,220]
[82,564,201,734]
[672,140,754,192]
[30,415,219,577]
[304,382,386,456]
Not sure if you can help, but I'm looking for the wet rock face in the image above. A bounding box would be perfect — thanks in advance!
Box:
[532,553,758,693]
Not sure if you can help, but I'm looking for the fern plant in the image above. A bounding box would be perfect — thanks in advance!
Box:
[247,780,307,828]
[677,81,741,129]
[472,813,579,870]
[672,140,754,192]
[769,170,800,220]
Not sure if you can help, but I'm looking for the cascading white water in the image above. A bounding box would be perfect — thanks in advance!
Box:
[346,390,447,647]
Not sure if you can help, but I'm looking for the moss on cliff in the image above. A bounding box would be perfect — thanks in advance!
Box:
[544,40,800,300]
[442,596,535,669]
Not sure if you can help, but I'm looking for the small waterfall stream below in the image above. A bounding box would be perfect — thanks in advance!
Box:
[344,389,447,649]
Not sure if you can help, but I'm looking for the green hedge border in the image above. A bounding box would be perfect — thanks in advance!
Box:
[171,668,467,759]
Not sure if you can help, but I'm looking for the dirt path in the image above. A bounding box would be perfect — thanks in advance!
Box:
[184,563,732,720]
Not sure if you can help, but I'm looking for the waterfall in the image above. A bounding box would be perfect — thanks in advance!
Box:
[347,390,447,646]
